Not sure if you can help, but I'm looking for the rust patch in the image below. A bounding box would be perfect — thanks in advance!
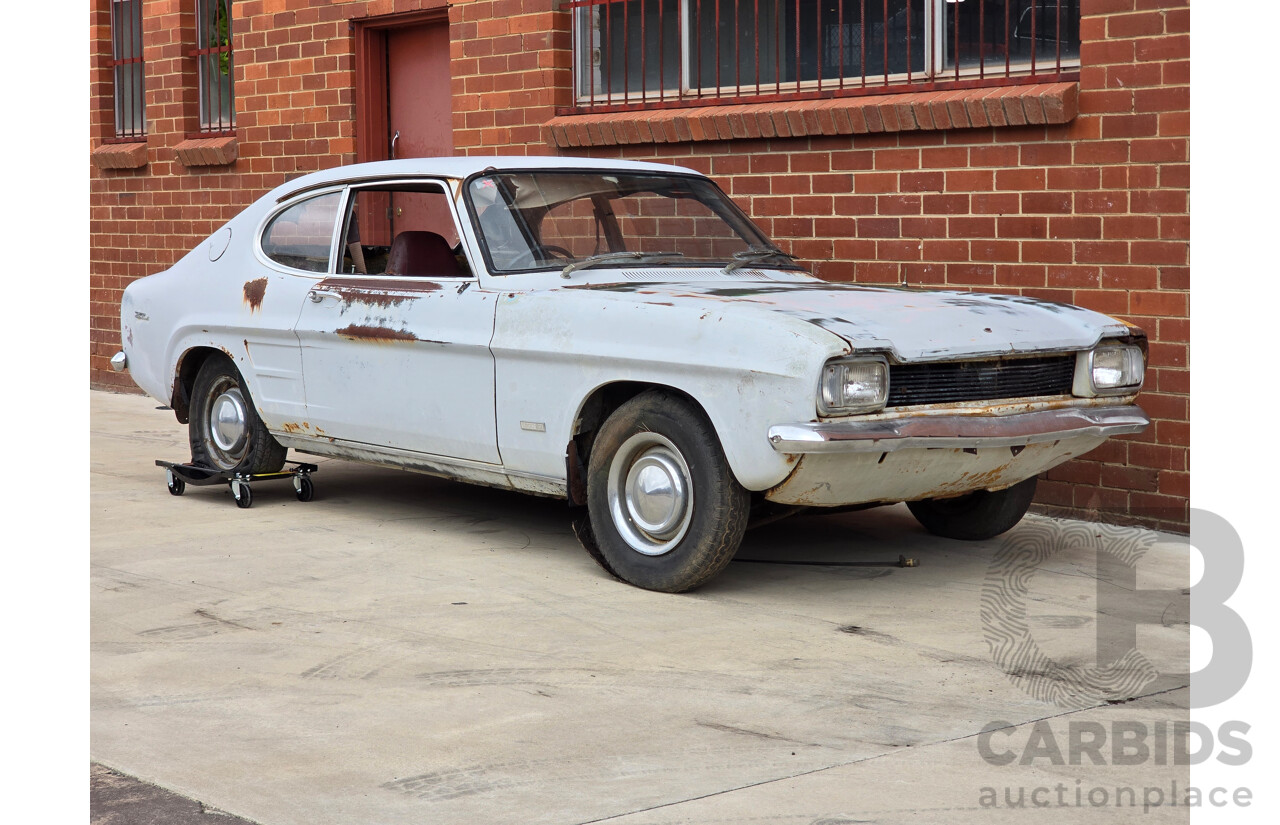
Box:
[243,277,268,311]
[927,465,1026,497]
[335,324,418,343]
[282,422,303,434]
[320,276,440,303]
[334,288,411,308]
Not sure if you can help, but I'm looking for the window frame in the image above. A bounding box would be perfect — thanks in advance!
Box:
[569,0,1080,113]
[189,0,236,136]
[461,169,791,275]
[337,179,476,280]
[108,0,146,142]
[256,188,348,276]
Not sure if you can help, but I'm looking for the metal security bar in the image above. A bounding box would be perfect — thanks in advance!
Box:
[191,0,235,134]
[110,0,145,139]
[569,0,1078,112]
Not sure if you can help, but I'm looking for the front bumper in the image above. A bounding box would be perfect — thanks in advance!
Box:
[767,404,1149,454]
[762,402,1149,507]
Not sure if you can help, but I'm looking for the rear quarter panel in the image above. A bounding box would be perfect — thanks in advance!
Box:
[120,205,311,426]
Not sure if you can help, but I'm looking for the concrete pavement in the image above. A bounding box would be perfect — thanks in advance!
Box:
[91,389,1192,823]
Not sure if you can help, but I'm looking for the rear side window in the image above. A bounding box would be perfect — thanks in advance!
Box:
[260,192,341,272]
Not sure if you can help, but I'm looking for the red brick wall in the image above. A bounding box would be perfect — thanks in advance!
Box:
[90,0,1189,531]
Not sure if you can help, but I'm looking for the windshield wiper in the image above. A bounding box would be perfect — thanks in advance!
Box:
[560,251,685,278]
[723,247,797,273]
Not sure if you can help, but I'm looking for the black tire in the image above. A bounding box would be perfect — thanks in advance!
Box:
[167,474,185,496]
[906,476,1038,541]
[295,475,314,502]
[189,354,286,474]
[582,391,750,592]
[234,484,253,509]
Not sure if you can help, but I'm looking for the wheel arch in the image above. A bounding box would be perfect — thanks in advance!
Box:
[565,380,721,507]
[169,346,225,424]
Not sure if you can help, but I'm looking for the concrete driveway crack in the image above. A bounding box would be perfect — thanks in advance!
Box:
[570,684,1189,824]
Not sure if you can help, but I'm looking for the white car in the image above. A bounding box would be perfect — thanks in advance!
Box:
[116,157,1149,591]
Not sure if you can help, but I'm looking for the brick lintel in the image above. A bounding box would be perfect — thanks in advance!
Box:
[544,83,1079,149]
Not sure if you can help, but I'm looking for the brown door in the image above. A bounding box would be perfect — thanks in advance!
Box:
[387,23,454,242]
[387,22,453,160]
[355,16,456,245]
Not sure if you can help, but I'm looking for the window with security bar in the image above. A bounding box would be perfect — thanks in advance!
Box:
[111,0,146,139]
[192,0,235,133]
[571,0,1079,111]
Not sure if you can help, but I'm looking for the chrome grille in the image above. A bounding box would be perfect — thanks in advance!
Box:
[888,355,1076,407]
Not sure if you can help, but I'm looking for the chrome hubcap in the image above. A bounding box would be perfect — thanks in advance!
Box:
[607,433,693,556]
[210,387,249,455]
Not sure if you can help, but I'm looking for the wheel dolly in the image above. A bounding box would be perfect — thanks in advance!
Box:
[156,460,318,509]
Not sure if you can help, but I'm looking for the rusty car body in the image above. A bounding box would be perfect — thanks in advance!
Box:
[116,157,1149,591]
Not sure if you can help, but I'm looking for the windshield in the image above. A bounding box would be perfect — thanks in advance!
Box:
[465,170,798,274]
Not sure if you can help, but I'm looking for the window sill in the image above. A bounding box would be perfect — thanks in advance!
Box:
[91,141,148,170]
[544,82,1078,148]
[174,136,239,167]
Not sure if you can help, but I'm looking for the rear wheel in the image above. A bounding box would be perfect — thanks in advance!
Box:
[189,354,286,474]
[906,476,1038,541]
[582,391,749,592]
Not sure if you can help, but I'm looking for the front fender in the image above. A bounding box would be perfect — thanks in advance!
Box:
[491,290,848,491]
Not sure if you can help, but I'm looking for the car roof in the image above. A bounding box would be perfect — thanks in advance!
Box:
[271,156,704,202]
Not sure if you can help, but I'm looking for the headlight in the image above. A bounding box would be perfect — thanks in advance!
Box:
[819,357,888,415]
[1074,343,1145,396]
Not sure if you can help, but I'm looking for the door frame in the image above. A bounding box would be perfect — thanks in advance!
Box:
[353,7,451,164]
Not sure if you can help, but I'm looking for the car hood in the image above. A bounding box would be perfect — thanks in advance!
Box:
[569,280,1133,361]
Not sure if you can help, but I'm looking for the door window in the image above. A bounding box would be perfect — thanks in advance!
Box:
[340,182,470,278]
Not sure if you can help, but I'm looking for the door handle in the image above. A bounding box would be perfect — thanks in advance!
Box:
[390,130,400,160]
[308,289,341,303]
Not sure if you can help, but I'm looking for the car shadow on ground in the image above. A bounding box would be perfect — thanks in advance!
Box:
[243,456,997,592]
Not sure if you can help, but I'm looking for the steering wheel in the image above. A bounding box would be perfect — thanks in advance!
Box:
[507,244,575,269]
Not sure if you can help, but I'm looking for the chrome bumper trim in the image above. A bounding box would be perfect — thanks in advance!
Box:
[768,405,1150,454]
[110,351,128,372]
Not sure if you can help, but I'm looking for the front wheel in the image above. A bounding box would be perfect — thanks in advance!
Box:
[906,476,1038,541]
[189,354,287,474]
[582,391,749,592]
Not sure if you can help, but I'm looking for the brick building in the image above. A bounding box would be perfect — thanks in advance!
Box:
[89,0,1189,530]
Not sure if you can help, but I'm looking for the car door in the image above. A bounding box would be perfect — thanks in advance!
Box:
[292,179,500,464]
[249,188,348,426]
